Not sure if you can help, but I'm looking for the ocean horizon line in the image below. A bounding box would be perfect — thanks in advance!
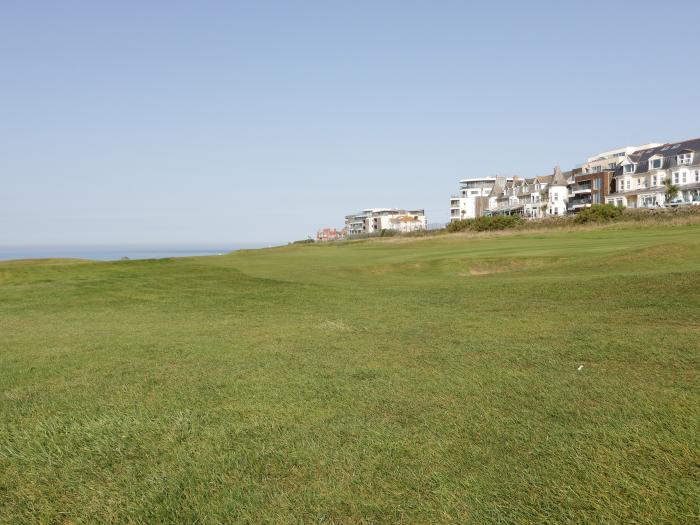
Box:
[0,243,281,262]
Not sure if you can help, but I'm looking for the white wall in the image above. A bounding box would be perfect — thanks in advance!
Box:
[547,185,568,216]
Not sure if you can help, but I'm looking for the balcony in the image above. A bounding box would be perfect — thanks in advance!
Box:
[567,195,592,211]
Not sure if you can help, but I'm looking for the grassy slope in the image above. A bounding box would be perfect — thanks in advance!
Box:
[1,223,699,524]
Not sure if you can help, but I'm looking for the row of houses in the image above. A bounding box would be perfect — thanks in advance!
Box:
[450,138,700,221]
[316,136,700,240]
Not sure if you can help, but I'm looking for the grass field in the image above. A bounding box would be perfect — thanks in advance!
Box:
[1,223,699,523]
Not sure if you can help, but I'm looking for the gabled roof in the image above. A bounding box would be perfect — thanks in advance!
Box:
[489,177,506,198]
[551,165,568,186]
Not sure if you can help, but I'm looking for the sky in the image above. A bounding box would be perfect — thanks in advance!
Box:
[2,0,699,245]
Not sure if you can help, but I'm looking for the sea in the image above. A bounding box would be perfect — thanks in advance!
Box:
[0,244,269,262]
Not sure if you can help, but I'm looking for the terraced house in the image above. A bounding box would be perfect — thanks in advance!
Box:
[605,138,700,208]
[486,175,552,219]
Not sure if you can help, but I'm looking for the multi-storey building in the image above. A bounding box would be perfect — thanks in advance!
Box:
[605,138,700,208]
[345,208,427,236]
[567,170,615,212]
[450,177,513,222]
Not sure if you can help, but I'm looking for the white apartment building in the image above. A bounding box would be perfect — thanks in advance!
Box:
[606,138,700,208]
[345,208,427,236]
[450,177,513,221]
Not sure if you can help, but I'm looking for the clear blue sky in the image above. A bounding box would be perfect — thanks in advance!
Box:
[2,1,699,245]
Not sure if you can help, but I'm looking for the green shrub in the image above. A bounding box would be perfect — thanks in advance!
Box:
[445,219,474,233]
[445,215,523,232]
[471,215,524,231]
[573,204,624,224]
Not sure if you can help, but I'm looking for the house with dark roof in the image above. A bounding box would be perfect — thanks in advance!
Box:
[605,138,700,207]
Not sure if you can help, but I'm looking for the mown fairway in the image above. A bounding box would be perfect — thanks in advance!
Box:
[1,223,699,523]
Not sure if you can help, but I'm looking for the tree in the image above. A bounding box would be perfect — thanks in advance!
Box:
[663,177,680,202]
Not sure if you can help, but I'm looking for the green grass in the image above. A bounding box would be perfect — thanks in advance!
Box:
[1,223,699,523]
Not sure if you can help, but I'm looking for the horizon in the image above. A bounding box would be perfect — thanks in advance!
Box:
[3,1,699,245]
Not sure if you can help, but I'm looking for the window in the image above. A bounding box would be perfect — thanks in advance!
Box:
[608,163,616,170]
[593,178,601,190]
[626,180,631,190]
[593,193,601,204]
[637,178,642,188]
[696,170,699,182]
[624,164,636,173]
[650,158,662,169]
[619,180,625,192]
[652,175,656,186]
[682,172,686,184]
[673,172,679,184]
[677,153,692,165]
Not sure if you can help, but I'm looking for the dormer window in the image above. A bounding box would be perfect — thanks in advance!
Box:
[624,163,636,173]
[649,158,662,170]
[677,152,693,165]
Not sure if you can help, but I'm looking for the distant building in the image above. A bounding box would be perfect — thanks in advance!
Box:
[316,228,346,242]
[344,208,427,236]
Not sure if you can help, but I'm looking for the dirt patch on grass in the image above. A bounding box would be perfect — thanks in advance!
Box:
[454,257,562,277]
